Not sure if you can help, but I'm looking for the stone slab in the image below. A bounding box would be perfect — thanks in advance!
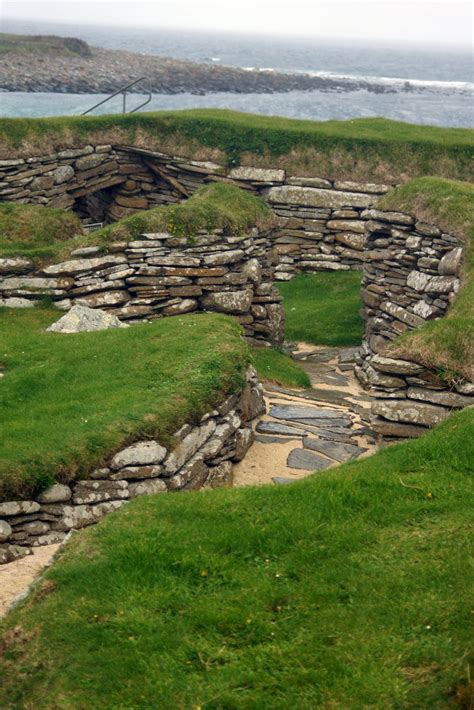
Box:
[287,448,333,471]
[303,438,366,462]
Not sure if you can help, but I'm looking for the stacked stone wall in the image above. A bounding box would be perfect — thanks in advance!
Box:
[0,367,264,564]
[0,227,284,344]
[355,210,472,438]
[0,145,391,272]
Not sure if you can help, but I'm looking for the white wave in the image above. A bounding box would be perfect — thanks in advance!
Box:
[299,69,474,92]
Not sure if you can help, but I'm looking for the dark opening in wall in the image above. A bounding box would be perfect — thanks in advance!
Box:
[73,186,117,227]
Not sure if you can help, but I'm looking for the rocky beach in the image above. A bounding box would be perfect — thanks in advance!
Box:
[0,33,404,95]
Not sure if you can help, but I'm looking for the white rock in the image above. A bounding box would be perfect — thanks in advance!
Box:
[0,520,12,542]
[128,479,167,498]
[111,441,168,470]
[0,297,34,308]
[0,501,40,516]
[47,305,127,333]
[37,484,72,504]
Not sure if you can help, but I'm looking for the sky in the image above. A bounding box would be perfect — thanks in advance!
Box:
[1,0,472,48]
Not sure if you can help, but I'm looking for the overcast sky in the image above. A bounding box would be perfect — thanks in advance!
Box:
[2,0,472,48]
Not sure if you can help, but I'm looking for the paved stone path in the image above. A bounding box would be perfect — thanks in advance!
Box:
[233,344,376,486]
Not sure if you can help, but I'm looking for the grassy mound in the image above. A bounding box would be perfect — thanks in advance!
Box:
[378,178,474,381]
[93,181,275,242]
[1,408,472,708]
[1,111,472,182]
[276,271,363,346]
[0,183,273,264]
[0,33,91,57]
[252,347,310,388]
[0,202,83,260]
[0,307,248,501]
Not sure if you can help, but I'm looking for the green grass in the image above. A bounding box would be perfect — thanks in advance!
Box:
[276,271,363,346]
[0,307,249,501]
[252,346,310,388]
[378,178,474,382]
[0,183,273,264]
[0,33,91,57]
[1,111,472,182]
[93,181,275,243]
[1,407,472,709]
[0,202,83,261]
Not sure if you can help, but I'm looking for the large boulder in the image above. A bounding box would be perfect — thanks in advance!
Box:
[47,305,127,333]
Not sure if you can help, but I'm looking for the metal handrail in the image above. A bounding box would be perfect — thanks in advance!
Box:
[81,77,152,116]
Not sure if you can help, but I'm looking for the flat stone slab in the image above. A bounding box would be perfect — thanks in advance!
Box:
[256,421,305,436]
[272,476,298,485]
[270,404,345,421]
[255,434,298,444]
[287,448,333,471]
[303,437,366,462]
[296,417,352,429]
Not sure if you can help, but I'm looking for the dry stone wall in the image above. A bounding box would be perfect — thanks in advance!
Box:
[0,367,264,564]
[0,145,391,273]
[0,227,284,345]
[355,210,472,438]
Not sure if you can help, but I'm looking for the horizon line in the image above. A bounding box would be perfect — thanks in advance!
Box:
[2,16,472,51]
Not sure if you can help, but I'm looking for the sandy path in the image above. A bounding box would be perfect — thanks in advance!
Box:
[0,544,60,617]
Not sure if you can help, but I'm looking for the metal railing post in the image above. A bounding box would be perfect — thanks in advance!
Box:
[81,78,152,116]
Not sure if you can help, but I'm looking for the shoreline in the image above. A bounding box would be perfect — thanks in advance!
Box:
[0,44,426,96]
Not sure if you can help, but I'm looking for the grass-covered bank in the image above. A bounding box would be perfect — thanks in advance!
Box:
[276,271,363,346]
[0,202,83,261]
[0,183,274,264]
[252,346,310,388]
[93,181,274,242]
[0,307,249,501]
[1,408,472,708]
[378,178,474,381]
[1,111,473,182]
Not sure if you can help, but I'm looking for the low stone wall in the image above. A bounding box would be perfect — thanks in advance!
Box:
[0,227,284,345]
[0,145,392,275]
[0,367,264,564]
[355,210,472,437]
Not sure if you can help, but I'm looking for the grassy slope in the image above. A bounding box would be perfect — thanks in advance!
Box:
[251,347,310,388]
[378,178,474,381]
[1,408,472,709]
[0,111,472,182]
[276,271,363,346]
[92,181,274,242]
[0,202,83,261]
[0,307,248,501]
[0,182,274,264]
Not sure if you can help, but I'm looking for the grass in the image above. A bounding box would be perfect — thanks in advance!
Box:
[251,346,310,388]
[0,306,249,502]
[0,33,91,57]
[276,271,363,346]
[0,111,473,182]
[0,183,274,264]
[1,407,472,708]
[378,178,474,382]
[0,202,83,261]
[92,181,275,242]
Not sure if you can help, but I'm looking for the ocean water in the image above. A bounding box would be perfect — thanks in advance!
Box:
[1,19,473,127]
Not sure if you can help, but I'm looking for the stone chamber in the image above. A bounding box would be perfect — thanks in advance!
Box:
[0,144,472,561]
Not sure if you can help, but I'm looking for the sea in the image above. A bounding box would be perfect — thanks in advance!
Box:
[1,19,473,127]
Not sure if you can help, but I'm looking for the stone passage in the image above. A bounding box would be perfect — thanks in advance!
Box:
[233,345,374,487]
[356,210,472,437]
[0,367,264,564]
